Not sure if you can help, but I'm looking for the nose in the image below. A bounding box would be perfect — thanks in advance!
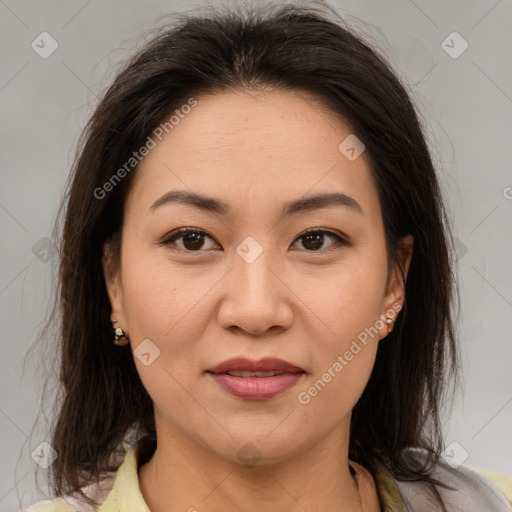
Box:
[217,251,293,336]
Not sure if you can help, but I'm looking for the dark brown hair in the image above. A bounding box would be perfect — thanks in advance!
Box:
[34,2,460,509]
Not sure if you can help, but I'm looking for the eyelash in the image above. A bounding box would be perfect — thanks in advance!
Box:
[160,227,349,254]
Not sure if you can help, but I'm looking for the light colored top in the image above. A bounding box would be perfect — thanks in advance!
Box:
[25,439,512,512]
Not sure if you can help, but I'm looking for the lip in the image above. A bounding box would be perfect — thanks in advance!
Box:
[207,357,305,374]
[206,357,306,400]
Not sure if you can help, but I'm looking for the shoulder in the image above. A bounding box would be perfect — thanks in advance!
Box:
[24,474,117,512]
[23,437,150,512]
[395,448,512,512]
[24,497,80,512]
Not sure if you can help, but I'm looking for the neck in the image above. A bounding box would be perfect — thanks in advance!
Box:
[138,425,380,512]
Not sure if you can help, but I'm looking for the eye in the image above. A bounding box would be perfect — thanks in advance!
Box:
[160,227,349,253]
[291,228,349,253]
[161,227,218,252]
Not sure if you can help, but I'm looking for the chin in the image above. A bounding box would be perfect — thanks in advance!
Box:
[204,431,309,467]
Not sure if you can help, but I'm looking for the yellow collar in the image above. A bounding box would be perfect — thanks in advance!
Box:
[98,439,406,512]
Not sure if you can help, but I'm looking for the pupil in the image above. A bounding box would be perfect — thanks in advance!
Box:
[183,232,204,250]
[304,233,323,250]
[180,232,325,251]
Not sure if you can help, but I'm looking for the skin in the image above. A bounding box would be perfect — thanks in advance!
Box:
[103,89,413,512]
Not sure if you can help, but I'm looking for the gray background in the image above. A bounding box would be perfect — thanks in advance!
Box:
[1,0,511,510]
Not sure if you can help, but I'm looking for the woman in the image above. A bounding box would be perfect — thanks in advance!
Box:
[26,2,511,511]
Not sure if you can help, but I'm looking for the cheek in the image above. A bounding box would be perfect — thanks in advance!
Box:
[296,253,387,404]
[120,254,209,403]
[305,254,387,347]
[119,239,202,348]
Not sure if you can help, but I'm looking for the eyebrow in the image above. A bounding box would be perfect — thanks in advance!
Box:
[149,189,363,218]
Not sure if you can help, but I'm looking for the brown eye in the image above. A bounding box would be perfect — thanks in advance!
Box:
[161,227,348,254]
[292,229,348,252]
[162,228,218,252]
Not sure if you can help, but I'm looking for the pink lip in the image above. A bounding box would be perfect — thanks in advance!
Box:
[209,372,304,400]
[206,357,306,400]
[207,357,305,374]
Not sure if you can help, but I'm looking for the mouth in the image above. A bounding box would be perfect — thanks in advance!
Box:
[219,370,292,377]
[207,357,306,375]
[206,357,306,400]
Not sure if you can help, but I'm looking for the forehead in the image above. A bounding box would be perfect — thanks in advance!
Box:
[126,89,380,222]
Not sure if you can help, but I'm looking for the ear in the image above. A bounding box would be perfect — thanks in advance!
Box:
[380,234,413,337]
[102,240,127,329]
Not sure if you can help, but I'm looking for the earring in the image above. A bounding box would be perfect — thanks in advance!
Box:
[385,318,394,333]
[112,319,129,346]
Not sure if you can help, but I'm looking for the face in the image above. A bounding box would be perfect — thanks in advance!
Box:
[103,89,412,465]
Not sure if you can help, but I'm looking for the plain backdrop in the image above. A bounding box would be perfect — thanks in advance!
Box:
[1,0,511,510]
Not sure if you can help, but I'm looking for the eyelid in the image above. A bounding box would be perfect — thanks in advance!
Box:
[160,227,350,253]
[160,227,220,251]
[291,228,350,253]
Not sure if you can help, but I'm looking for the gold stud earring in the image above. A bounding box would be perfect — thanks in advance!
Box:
[385,318,394,333]
[112,320,129,346]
